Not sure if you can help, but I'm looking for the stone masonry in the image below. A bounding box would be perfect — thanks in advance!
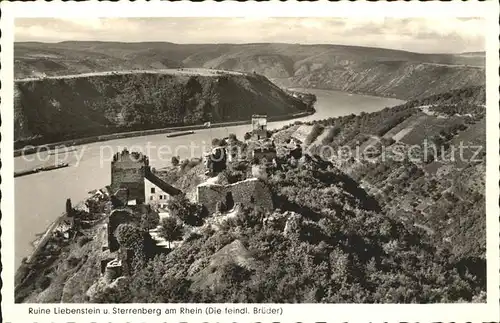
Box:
[196,177,273,214]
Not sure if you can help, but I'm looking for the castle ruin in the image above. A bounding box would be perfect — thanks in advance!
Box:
[110,148,182,205]
[110,149,149,204]
[196,177,273,214]
[251,114,268,140]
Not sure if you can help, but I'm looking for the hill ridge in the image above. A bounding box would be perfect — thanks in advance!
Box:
[15,41,485,99]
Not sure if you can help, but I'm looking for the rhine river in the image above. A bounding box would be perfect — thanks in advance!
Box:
[14,89,403,268]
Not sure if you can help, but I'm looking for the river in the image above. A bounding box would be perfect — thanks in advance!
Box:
[14,89,403,268]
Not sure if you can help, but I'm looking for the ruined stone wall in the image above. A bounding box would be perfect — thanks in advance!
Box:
[252,148,277,162]
[197,178,273,214]
[104,260,122,282]
[110,150,149,202]
[252,115,268,140]
[197,184,226,214]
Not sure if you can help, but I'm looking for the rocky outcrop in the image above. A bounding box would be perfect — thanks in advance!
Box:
[189,239,257,291]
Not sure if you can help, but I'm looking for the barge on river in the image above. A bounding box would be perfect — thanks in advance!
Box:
[166,130,195,138]
[14,162,69,178]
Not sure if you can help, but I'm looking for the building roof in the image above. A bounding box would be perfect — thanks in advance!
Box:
[145,167,182,196]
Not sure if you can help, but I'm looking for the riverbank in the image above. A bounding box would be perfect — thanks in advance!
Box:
[14,109,315,157]
[14,89,404,269]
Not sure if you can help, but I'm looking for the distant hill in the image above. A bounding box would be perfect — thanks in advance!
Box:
[14,69,310,147]
[274,85,486,260]
[15,42,485,100]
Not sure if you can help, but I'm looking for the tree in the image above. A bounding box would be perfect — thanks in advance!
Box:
[171,156,180,167]
[212,138,221,147]
[142,208,160,230]
[167,194,207,226]
[158,217,184,248]
[115,223,143,249]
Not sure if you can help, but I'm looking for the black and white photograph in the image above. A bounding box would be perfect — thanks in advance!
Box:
[1,1,499,322]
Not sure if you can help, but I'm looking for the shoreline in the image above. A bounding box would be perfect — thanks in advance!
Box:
[23,200,87,268]
[14,109,315,158]
[26,215,64,264]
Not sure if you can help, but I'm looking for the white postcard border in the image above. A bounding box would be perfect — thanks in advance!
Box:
[1,1,498,322]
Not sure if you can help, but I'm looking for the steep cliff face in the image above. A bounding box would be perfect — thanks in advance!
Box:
[16,42,485,100]
[14,71,308,146]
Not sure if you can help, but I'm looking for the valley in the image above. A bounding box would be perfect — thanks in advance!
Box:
[13,41,487,305]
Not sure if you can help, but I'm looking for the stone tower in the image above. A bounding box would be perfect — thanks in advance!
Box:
[110,149,149,203]
[251,114,268,140]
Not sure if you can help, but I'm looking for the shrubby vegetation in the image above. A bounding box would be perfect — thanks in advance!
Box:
[158,217,184,248]
[16,86,486,304]
[300,86,486,261]
[115,224,143,250]
[167,194,208,227]
[92,161,484,303]
[304,124,324,145]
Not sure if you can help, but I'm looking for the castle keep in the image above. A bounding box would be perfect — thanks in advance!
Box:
[110,149,149,203]
[251,114,268,140]
[110,149,182,205]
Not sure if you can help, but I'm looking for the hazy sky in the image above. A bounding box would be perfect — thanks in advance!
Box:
[15,17,485,53]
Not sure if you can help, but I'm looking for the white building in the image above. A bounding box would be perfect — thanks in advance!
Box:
[143,168,182,210]
[144,179,171,210]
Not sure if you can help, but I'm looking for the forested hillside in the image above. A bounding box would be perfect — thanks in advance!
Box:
[14,70,309,147]
[83,163,485,303]
[280,85,486,260]
[15,86,486,304]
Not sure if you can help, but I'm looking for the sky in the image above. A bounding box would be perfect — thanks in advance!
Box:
[15,17,485,53]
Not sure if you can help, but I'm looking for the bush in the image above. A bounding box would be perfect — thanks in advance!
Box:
[187,158,201,168]
[221,169,246,184]
[66,198,73,217]
[232,161,249,172]
[66,256,81,268]
[228,133,237,142]
[142,209,160,230]
[212,138,221,146]
[179,159,190,171]
[36,276,52,291]
[321,126,341,144]
[167,194,208,226]
[115,224,143,249]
